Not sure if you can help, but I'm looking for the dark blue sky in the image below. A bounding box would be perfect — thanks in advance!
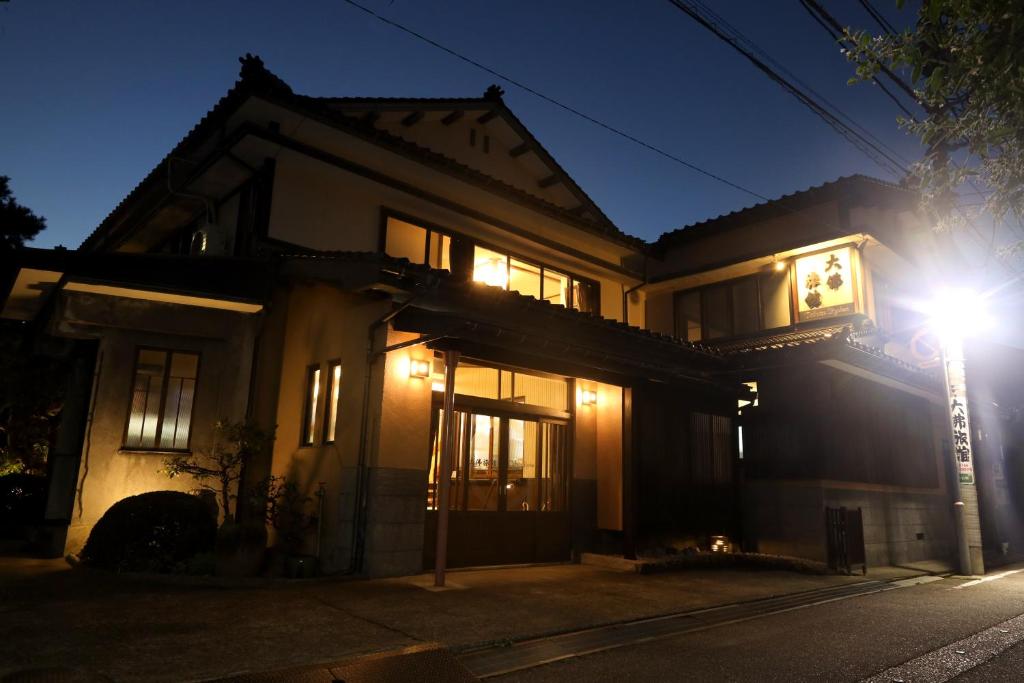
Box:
[2,0,924,248]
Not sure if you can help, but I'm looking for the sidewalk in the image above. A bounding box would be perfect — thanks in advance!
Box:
[0,556,940,682]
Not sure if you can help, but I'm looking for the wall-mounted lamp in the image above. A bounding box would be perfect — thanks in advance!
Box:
[581,389,598,406]
[772,258,788,272]
[409,358,430,379]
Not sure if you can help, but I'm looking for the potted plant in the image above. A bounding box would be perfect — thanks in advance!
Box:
[162,419,275,577]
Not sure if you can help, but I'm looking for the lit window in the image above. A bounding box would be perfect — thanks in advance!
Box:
[675,273,792,342]
[382,213,597,314]
[543,269,569,306]
[384,217,427,263]
[124,349,198,451]
[509,257,541,299]
[473,245,509,288]
[302,365,321,446]
[324,361,341,443]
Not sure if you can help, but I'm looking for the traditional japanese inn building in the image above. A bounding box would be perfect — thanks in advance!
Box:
[4,55,1017,577]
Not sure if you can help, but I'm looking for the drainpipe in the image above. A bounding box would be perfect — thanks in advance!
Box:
[622,254,647,326]
[434,349,460,587]
[348,287,430,575]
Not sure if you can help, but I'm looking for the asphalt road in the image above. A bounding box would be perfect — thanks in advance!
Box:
[499,568,1024,682]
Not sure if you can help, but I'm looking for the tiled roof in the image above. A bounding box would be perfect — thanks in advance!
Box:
[705,319,939,384]
[81,55,642,252]
[653,175,917,252]
[704,322,869,355]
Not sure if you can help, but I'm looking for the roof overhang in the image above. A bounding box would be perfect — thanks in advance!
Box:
[724,332,942,402]
[1,248,272,322]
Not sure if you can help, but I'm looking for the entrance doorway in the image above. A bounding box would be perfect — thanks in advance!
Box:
[424,406,571,568]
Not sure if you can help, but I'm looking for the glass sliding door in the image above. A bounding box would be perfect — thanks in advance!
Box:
[425,406,570,567]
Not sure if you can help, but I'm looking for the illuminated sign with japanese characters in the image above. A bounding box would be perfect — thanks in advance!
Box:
[795,247,856,321]
[944,338,975,484]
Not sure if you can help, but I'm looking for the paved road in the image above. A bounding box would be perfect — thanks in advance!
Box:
[499,568,1024,682]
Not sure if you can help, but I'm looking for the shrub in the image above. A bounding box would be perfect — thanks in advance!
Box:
[81,491,216,573]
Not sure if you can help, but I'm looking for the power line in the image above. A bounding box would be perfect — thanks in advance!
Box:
[666,0,910,179]
[690,0,913,169]
[795,0,1022,274]
[799,0,920,119]
[338,0,771,203]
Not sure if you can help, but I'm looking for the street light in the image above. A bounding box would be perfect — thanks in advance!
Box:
[926,287,992,576]
[925,287,994,345]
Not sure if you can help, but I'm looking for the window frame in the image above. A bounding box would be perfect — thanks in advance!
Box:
[379,208,601,314]
[121,346,201,453]
[673,271,796,342]
[301,363,322,447]
[323,359,342,445]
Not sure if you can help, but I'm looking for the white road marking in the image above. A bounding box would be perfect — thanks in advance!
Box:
[860,612,1024,683]
[955,569,1024,589]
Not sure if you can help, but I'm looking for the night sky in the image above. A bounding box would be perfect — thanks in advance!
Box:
[0,1,959,250]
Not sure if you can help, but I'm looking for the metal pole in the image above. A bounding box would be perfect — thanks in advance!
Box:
[434,349,460,587]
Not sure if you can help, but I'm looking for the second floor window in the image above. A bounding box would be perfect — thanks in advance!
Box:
[675,270,791,342]
[382,214,599,314]
[124,349,199,451]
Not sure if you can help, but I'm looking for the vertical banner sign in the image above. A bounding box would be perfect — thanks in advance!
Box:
[944,338,975,484]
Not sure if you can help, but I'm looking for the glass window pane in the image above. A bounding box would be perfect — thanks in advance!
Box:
[384,217,427,264]
[572,280,597,314]
[159,352,199,449]
[472,245,508,288]
[703,285,731,339]
[172,378,195,450]
[542,269,569,307]
[512,372,567,410]
[428,231,451,271]
[303,367,320,445]
[732,279,760,336]
[427,410,468,510]
[453,362,499,400]
[674,290,702,342]
[760,271,792,329]
[325,363,341,442]
[466,414,500,511]
[539,422,567,512]
[509,258,541,299]
[507,419,538,512]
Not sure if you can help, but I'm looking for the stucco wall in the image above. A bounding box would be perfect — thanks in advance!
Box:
[266,143,634,323]
[53,292,259,554]
[269,283,390,574]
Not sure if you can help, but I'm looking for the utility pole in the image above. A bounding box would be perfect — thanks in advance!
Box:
[940,335,985,576]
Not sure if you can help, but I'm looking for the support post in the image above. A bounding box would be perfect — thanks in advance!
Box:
[621,385,637,561]
[434,349,460,587]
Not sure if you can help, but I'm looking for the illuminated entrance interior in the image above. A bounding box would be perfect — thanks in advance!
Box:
[423,359,572,568]
[427,412,568,513]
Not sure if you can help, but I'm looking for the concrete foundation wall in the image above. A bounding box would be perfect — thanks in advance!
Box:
[745,481,956,567]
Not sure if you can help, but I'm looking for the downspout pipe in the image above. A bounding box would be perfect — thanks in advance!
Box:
[622,254,647,326]
[349,275,438,575]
